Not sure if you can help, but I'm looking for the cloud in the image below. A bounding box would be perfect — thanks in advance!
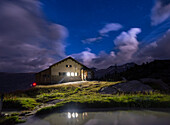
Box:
[88,51,116,69]
[99,23,123,35]
[73,28,170,69]
[136,29,170,62]
[82,37,102,44]
[151,0,170,25]
[0,0,68,72]
[82,23,122,44]
[70,48,97,66]
[114,28,141,62]
[73,28,141,69]
[92,28,141,68]
[71,49,116,69]
[74,27,170,69]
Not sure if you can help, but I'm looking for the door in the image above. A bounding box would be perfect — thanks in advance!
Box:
[81,69,84,80]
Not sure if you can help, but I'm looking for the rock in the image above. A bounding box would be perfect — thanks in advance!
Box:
[99,86,118,94]
[140,78,169,91]
[115,80,153,92]
[46,99,63,104]
[99,80,153,94]
[19,111,31,116]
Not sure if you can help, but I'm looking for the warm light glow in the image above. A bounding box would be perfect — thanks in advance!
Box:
[67,72,70,76]
[32,82,36,87]
[71,72,74,76]
[75,72,77,76]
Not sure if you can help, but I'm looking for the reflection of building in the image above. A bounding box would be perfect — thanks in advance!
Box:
[36,57,93,84]
[66,112,90,125]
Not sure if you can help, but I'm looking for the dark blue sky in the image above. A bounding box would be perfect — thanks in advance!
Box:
[40,0,162,54]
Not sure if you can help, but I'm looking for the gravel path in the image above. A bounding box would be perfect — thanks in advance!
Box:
[58,81,87,85]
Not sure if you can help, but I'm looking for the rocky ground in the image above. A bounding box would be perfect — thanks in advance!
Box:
[99,78,169,94]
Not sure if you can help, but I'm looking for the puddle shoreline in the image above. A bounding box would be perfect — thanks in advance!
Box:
[18,109,170,125]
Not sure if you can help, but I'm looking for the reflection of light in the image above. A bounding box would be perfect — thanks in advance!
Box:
[68,112,71,119]
[83,113,84,120]
[72,112,75,118]
[75,72,77,76]
[71,72,74,76]
[67,112,79,119]
[67,72,70,76]
[75,113,78,117]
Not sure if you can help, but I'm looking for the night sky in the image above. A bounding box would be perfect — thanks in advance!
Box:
[0,0,170,72]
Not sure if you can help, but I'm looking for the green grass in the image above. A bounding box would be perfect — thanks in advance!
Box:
[36,92,67,103]
[36,92,170,115]
[2,81,170,116]
[3,97,39,110]
[35,81,170,115]
[0,115,25,125]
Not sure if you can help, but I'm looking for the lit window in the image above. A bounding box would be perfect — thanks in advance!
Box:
[67,72,70,76]
[75,72,77,76]
[71,72,74,76]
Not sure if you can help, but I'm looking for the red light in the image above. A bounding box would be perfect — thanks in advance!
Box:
[32,83,37,87]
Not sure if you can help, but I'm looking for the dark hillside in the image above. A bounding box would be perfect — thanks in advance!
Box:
[0,72,35,93]
[96,60,170,87]
[122,60,170,84]
[94,63,136,80]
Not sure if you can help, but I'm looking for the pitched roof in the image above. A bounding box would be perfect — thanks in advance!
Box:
[50,56,91,70]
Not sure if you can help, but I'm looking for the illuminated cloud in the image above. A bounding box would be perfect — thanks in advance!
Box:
[71,26,170,69]
[114,28,141,61]
[73,28,141,69]
[0,0,68,72]
[71,48,97,66]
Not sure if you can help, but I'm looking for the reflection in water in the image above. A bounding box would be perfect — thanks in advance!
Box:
[65,112,89,125]
[67,112,78,119]
[19,110,170,125]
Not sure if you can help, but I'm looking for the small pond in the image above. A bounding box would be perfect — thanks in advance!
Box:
[19,110,170,125]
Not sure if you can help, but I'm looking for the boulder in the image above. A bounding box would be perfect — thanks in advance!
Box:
[140,78,169,91]
[99,86,118,94]
[99,80,153,94]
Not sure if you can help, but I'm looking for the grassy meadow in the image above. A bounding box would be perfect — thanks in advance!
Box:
[1,81,170,124]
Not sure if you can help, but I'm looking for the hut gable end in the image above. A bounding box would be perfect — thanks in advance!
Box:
[51,58,83,77]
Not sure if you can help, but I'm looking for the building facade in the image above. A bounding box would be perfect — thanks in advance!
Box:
[36,57,93,84]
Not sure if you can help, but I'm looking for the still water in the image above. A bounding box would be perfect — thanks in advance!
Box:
[20,110,170,125]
